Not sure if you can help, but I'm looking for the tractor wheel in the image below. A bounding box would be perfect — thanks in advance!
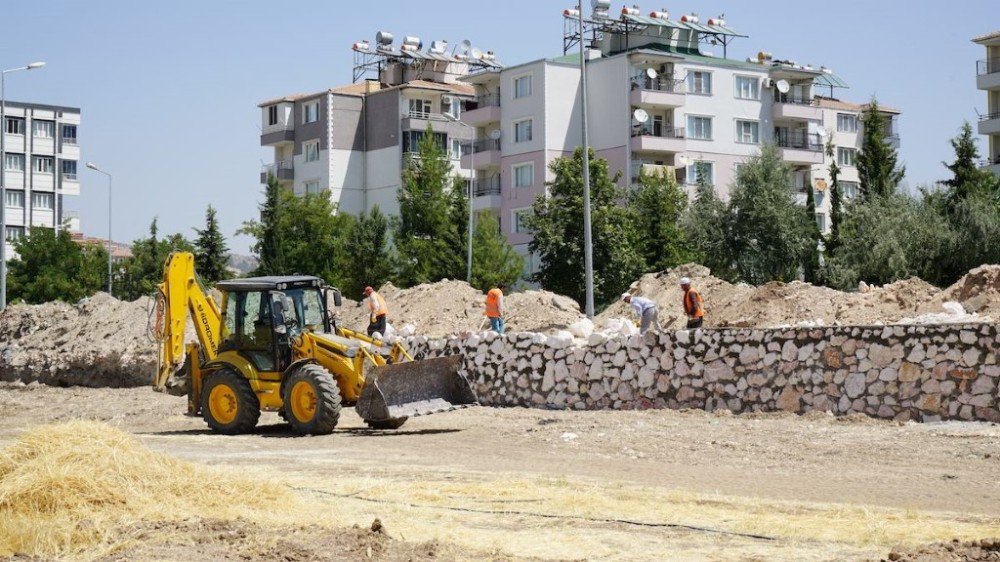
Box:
[365,417,408,430]
[283,363,342,435]
[201,368,260,435]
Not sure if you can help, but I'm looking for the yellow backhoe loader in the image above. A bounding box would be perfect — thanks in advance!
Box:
[151,252,476,435]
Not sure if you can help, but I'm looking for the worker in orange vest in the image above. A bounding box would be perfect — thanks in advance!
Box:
[485,284,506,334]
[363,286,389,337]
[680,277,704,329]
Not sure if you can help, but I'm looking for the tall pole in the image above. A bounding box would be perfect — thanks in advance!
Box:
[467,147,474,283]
[579,6,595,318]
[87,163,112,295]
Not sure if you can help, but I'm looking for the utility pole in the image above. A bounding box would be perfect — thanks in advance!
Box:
[578,6,595,318]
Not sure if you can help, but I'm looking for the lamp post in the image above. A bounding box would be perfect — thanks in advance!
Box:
[577,5,595,318]
[444,112,475,284]
[85,163,113,296]
[0,61,45,311]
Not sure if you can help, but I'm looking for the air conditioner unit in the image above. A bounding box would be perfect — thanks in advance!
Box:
[763,77,772,88]
[442,95,455,105]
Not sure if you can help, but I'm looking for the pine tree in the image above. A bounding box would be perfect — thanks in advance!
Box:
[445,174,470,281]
[193,205,229,284]
[825,137,844,255]
[244,174,286,276]
[681,164,733,280]
[120,218,193,300]
[802,175,822,283]
[471,213,523,291]
[343,206,394,295]
[943,122,1000,211]
[856,99,905,200]
[629,168,696,272]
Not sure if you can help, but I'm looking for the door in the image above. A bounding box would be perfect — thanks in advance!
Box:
[235,291,278,372]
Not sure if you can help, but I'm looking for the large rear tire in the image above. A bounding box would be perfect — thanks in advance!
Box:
[283,363,342,435]
[365,417,407,430]
[201,368,260,435]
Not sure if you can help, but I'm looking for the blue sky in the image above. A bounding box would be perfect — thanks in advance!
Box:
[2,0,994,253]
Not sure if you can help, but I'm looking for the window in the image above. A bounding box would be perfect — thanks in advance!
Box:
[686,161,714,185]
[513,209,532,233]
[4,153,25,171]
[793,170,808,192]
[408,98,432,118]
[5,118,24,135]
[735,120,760,144]
[514,118,533,143]
[5,226,24,243]
[402,130,447,153]
[686,115,713,140]
[32,192,54,210]
[837,147,857,167]
[734,76,759,100]
[837,113,858,133]
[62,160,78,180]
[304,181,320,194]
[33,156,54,173]
[513,162,534,188]
[267,106,279,126]
[839,181,859,199]
[686,71,712,95]
[303,102,319,123]
[451,139,462,159]
[514,75,532,99]
[304,140,320,162]
[815,212,827,232]
[5,190,24,208]
[61,124,77,144]
[448,97,462,119]
[33,120,54,138]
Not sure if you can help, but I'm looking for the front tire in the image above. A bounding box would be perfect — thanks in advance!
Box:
[283,363,342,435]
[202,368,260,435]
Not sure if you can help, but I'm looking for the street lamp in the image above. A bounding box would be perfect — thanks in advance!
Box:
[577,5,595,318]
[444,112,475,284]
[85,162,113,296]
[0,61,46,311]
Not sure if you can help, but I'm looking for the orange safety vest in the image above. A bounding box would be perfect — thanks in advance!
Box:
[368,291,388,318]
[683,288,704,318]
[485,288,503,318]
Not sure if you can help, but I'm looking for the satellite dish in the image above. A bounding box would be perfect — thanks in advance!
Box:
[645,68,658,80]
[488,129,501,140]
[816,126,828,137]
[470,48,483,60]
[460,39,472,54]
[632,108,649,124]
[776,79,790,94]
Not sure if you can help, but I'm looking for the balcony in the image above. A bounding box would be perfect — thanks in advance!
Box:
[630,126,686,154]
[978,111,1000,136]
[401,111,453,131]
[977,59,1000,90]
[260,159,294,183]
[472,175,502,211]
[260,120,294,146]
[630,162,676,181]
[775,131,824,164]
[984,156,1000,177]
[772,94,822,121]
[460,138,501,169]
[461,94,501,125]
[629,77,685,108]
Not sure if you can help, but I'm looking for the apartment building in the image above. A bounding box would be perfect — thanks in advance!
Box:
[974,31,1000,176]
[1,101,81,259]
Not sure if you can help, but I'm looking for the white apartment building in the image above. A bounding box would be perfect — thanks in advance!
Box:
[974,31,1000,176]
[2,101,81,259]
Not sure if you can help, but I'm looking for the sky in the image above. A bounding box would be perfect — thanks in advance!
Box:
[2,0,994,253]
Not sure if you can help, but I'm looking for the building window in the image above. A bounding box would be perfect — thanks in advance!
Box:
[5,226,24,243]
[267,106,279,126]
[402,130,447,153]
[408,98,432,118]
[837,113,858,133]
[33,156,54,173]
[513,209,532,233]
[304,181,321,194]
[451,138,462,160]
[815,212,827,232]
[5,190,24,208]
[61,124,77,144]
[62,160,78,180]
[4,153,25,171]
[514,75,532,99]
[514,118,533,143]
[513,162,534,188]
[304,141,320,162]
[734,76,759,100]
[303,102,319,124]
[33,120,55,138]
[837,147,857,167]
[839,181,859,199]
[686,161,714,185]
[686,71,712,95]
[735,120,760,144]
[32,192,54,210]
[5,118,24,135]
[686,115,713,140]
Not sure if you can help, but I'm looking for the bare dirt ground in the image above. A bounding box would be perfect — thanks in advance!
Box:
[1,383,998,561]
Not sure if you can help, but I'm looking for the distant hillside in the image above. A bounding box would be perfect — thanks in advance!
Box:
[226,254,258,276]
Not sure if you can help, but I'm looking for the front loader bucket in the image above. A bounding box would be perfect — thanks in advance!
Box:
[356,355,478,422]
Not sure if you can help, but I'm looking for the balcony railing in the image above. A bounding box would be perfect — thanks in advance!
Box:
[631,125,685,139]
[773,92,816,106]
[775,131,823,151]
[61,137,77,145]
[979,111,1000,121]
[631,76,685,93]
[464,94,500,111]
[261,159,293,176]
[62,172,78,181]
[977,59,1000,76]
[463,138,501,155]
[473,175,501,196]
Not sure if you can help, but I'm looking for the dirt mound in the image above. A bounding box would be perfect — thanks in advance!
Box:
[877,539,1000,561]
[937,265,1000,316]
[336,279,583,337]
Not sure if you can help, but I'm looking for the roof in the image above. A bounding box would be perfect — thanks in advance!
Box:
[2,100,81,113]
[972,30,1000,44]
[397,79,475,96]
[257,94,309,107]
[815,96,901,115]
[216,276,323,292]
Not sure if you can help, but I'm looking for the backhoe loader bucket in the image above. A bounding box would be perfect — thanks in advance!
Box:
[355,355,477,422]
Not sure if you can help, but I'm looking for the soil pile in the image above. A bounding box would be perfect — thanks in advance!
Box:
[878,539,1000,561]
[936,264,1000,316]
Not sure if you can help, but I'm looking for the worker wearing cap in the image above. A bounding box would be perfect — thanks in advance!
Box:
[679,277,704,329]
[363,286,389,337]
[485,284,506,334]
[620,292,660,334]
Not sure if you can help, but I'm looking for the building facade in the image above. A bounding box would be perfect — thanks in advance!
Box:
[974,31,1000,176]
[2,101,81,259]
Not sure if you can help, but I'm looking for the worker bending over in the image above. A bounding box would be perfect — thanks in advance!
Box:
[680,277,705,329]
[485,284,506,334]
[620,293,660,334]
[363,286,389,337]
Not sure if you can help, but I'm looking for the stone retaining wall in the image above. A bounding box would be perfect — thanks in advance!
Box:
[407,323,1000,422]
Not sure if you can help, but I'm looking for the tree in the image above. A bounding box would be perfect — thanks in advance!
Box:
[471,213,523,291]
[248,174,285,276]
[629,168,696,272]
[445,174,470,281]
[727,144,811,284]
[342,205,394,295]
[825,136,844,256]
[7,228,107,304]
[680,165,732,280]
[856,99,905,200]
[193,205,229,284]
[525,147,645,308]
[942,122,999,212]
[119,218,193,300]
[802,172,822,283]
